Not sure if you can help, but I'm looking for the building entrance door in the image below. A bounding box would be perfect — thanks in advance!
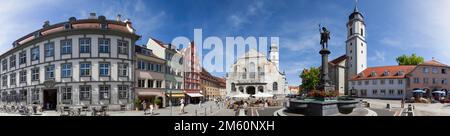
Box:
[43,89,57,110]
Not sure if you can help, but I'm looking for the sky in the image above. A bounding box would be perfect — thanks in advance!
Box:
[0,0,449,86]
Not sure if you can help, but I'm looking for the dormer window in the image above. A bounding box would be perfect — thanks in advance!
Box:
[64,23,72,30]
[398,70,404,76]
[101,23,108,29]
[370,71,377,77]
[34,31,42,38]
[383,70,390,76]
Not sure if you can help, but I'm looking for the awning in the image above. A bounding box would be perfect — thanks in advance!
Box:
[166,93,185,97]
[232,94,250,98]
[432,91,446,94]
[253,93,274,98]
[412,90,426,93]
[186,93,204,97]
[137,91,163,97]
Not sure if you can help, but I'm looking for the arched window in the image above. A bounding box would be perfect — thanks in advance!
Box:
[361,28,364,36]
[273,82,278,91]
[250,62,256,78]
[242,68,247,79]
[231,83,236,92]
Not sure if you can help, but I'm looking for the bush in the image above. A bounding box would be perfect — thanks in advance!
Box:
[153,99,162,106]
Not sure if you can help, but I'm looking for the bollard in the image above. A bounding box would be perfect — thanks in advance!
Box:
[195,109,197,116]
[386,103,391,109]
[210,105,213,113]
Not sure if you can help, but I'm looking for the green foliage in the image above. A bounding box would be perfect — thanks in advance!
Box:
[300,67,320,92]
[396,53,424,65]
[153,98,162,105]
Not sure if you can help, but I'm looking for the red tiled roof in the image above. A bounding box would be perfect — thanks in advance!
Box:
[351,65,416,80]
[150,37,167,48]
[420,60,448,67]
[329,55,347,65]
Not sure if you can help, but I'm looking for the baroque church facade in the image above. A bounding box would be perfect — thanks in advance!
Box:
[226,43,288,98]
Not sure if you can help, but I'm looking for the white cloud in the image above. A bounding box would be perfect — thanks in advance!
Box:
[369,50,386,62]
[380,37,401,47]
[228,0,268,28]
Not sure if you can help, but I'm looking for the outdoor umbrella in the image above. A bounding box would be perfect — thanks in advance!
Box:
[253,93,274,98]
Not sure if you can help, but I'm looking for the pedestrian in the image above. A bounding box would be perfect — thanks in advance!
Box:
[149,104,154,116]
[401,98,405,108]
[179,98,185,114]
[198,100,202,109]
[141,100,147,115]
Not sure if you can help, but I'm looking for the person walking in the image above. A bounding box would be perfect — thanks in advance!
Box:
[149,104,154,116]
[179,98,185,114]
[141,100,147,115]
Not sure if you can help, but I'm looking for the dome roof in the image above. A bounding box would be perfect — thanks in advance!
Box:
[349,6,364,20]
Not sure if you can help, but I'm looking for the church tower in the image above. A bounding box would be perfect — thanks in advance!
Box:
[269,43,279,70]
[346,2,367,80]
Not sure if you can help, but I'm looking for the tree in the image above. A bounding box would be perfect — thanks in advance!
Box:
[300,67,320,93]
[396,54,424,65]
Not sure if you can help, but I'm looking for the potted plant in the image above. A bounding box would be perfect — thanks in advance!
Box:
[153,99,162,109]
[134,99,141,111]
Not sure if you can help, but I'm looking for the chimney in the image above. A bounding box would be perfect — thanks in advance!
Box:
[116,14,122,21]
[89,12,96,19]
[43,20,50,28]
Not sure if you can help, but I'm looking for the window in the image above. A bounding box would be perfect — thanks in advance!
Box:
[2,59,7,71]
[10,73,16,85]
[138,80,145,88]
[32,89,39,101]
[9,55,16,68]
[60,39,72,54]
[156,81,162,88]
[31,47,40,61]
[101,23,108,29]
[138,61,146,70]
[80,63,91,76]
[413,77,420,84]
[358,81,362,85]
[31,68,40,81]
[423,67,429,73]
[99,63,110,76]
[118,40,129,54]
[432,78,437,84]
[118,63,128,77]
[79,86,91,101]
[364,80,369,85]
[64,23,72,29]
[19,70,26,83]
[99,85,110,100]
[380,90,386,95]
[350,28,353,35]
[19,90,27,101]
[2,76,7,87]
[398,79,403,85]
[361,28,364,36]
[118,85,128,99]
[380,80,385,85]
[45,65,55,80]
[79,38,91,53]
[44,42,54,57]
[432,68,438,74]
[424,78,429,84]
[273,82,278,91]
[443,79,448,85]
[389,90,394,95]
[372,90,377,95]
[19,51,26,64]
[389,80,394,85]
[372,80,377,85]
[98,38,110,53]
[397,90,403,95]
[62,87,71,100]
[61,63,72,78]
[148,80,154,88]
[442,69,447,74]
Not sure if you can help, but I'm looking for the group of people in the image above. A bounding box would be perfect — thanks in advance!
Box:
[141,100,156,115]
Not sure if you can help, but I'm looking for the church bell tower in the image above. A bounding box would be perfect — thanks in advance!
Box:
[346,2,367,80]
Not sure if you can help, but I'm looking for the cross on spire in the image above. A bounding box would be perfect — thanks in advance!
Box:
[354,0,359,12]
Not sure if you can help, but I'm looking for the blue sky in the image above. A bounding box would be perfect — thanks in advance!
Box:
[0,0,449,86]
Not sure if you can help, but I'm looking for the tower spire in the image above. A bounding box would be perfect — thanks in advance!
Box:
[354,0,359,12]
